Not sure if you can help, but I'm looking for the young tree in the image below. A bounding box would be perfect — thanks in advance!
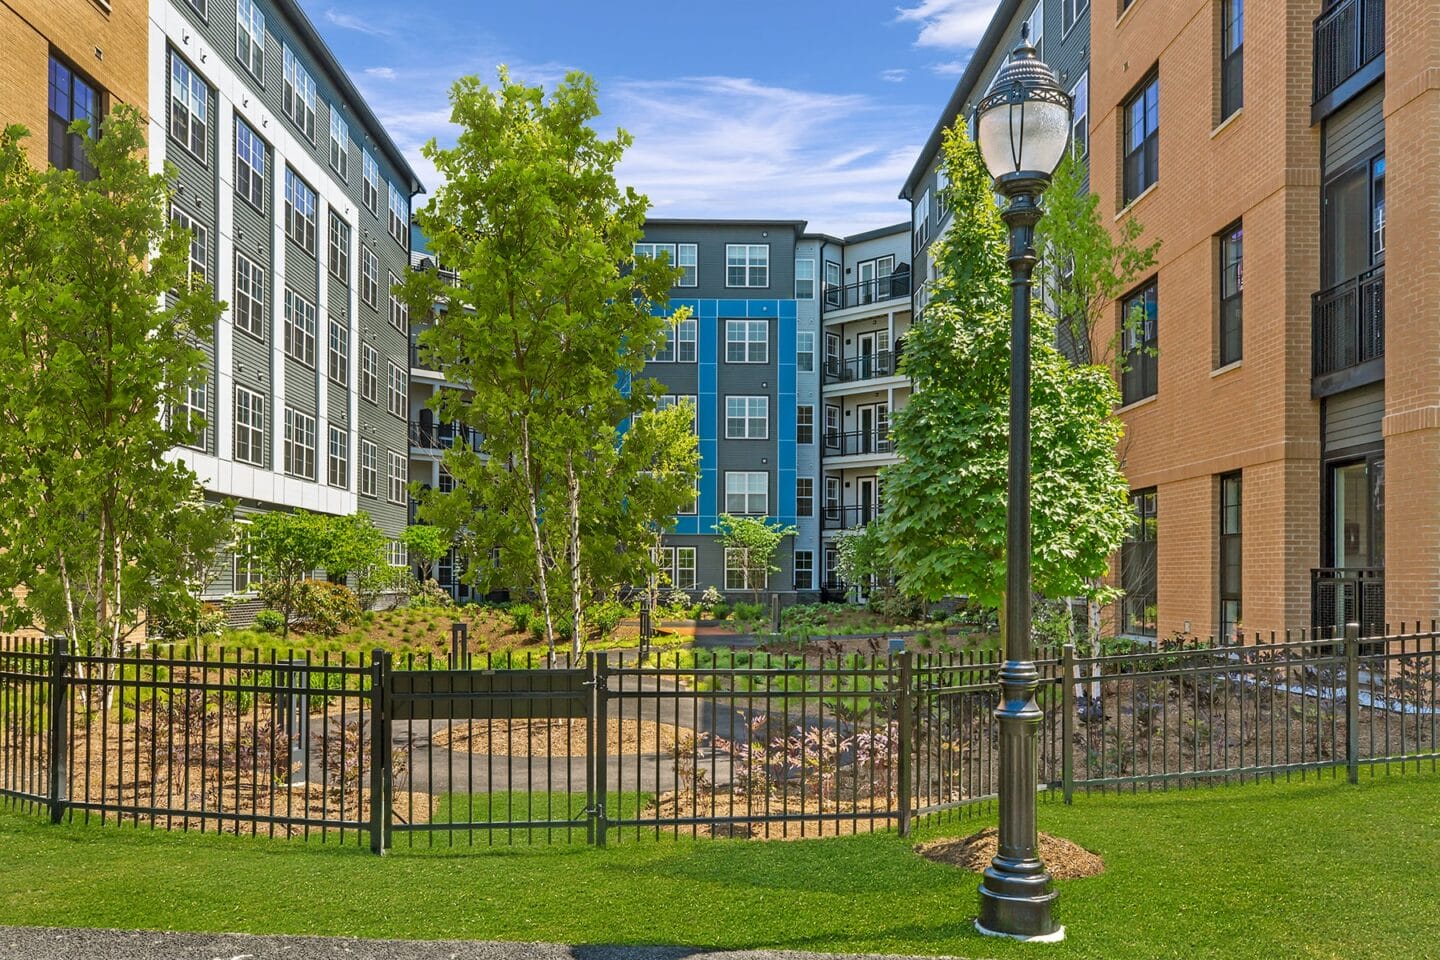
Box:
[245,511,334,639]
[402,524,449,584]
[162,496,237,643]
[882,129,1132,622]
[401,69,689,661]
[0,109,223,660]
[712,515,798,606]
[323,512,387,584]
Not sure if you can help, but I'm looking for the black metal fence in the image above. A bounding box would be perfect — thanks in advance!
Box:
[1312,266,1384,377]
[4,625,1437,852]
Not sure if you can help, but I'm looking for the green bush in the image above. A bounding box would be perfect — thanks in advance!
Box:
[253,609,285,633]
[588,600,626,638]
[732,601,765,622]
[291,581,362,637]
[507,603,534,634]
[711,601,731,621]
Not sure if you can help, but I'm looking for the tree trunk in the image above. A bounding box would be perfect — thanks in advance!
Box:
[565,452,583,661]
[519,416,557,666]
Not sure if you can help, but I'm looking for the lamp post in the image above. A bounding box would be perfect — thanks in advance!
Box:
[972,27,1072,944]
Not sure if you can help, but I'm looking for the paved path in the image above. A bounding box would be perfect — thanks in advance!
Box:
[0,928,973,960]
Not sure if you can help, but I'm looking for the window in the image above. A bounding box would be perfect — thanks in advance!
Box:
[234,386,265,466]
[388,451,407,504]
[437,467,455,495]
[824,476,841,519]
[725,244,769,287]
[725,548,767,592]
[284,168,317,254]
[231,119,267,210]
[1123,73,1159,205]
[677,243,698,287]
[725,396,768,439]
[176,377,209,450]
[282,45,316,141]
[1220,0,1244,120]
[725,471,768,515]
[797,331,815,373]
[386,540,408,567]
[824,262,842,307]
[327,425,349,487]
[1371,156,1385,260]
[170,206,208,284]
[1219,473,1241,641]
[725,319,768,363]
[936,166,950,220]
[1121,489,1158,637]
[48,56,100,177]
[824,404,841,447]
[328,212,351,281]
[387,362,407,418]
[1322,154,1386,286]
[673,316,697,362]
[185,0,206,14]
[362,151,379,214]
[1024,0,1045,58]
[284,288,317,366]
[361,247,379,307]
[656,394,698,432]
[1121,280,1158,405]
[361,343,379,402]
[795,259,815,299]
[233,525,262,593]
[675,547,697,590]
[913,190,930,248]
[1070,72,1089,160]
[387,182,408,247]
[794,550,814,591]
[235,0,265,78]
[283,406,316,480]
[328,318,349,385]
[1218,223,1243,366]
[1062,0,1089,34]
[388,274,408,331]
[233,252,266,339]
[634,242,676,269]
[329,108,349,180]
[796,477,814,517]
[359,440,378,496]
[796,404,814,445]
[169,52,208,161]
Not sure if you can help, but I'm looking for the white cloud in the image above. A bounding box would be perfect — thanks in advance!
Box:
[881,68,909,83]
[930,60,970,76]
[895,0,1000,50]
[364,66,397,80]
[323,8,393,38]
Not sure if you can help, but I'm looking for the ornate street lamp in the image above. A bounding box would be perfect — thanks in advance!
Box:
[971,26,1072,944]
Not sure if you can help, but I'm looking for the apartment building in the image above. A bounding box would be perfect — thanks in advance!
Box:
[146,0,423,596]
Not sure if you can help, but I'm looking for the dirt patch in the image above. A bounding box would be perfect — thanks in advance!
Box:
[916,828,1104,880]
[646,789,895,839]
[429,718,681,758]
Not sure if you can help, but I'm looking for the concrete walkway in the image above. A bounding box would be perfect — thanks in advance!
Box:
[0,928,973,960]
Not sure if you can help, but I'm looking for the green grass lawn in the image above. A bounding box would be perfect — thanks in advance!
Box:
[3,770,1439,958]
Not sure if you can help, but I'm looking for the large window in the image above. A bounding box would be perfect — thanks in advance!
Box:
[234,386,265,466]
[388,182,409,247]
[328,317,349,385]
[359,440,378,497]
[176,378,209,450]
[675,547,697,590]
[913,190,930,248]
[233,525,262,593]
[1121,489,1158,637]
[328,425,349,488]
[388,273,408,331]
[1062,0,1089,34]
[361,343,378,403]
[1322,154,1385,287]
[362,151,379,214]
[329,108,349,180]
[282,44,316,141]
[284,288,317,366]
[1218,223,1243,366]
[388,451,407,504]
[387,362,406,418]
[48,56,100,177]
[361,247,379,308]
[795,259,815,299]
[1070,71,1089,160]
[724,471,768,515]
[677,243,698,286]
[235,118,265,209]
[824,262,841,307]
[328,211,351,281]
[1123,73,1159,205]
[797,404,814,445]
[1220,0,1244,120]
[283,406,316,480]
[1219,473,1241,641]
[725,548,767,592]
[654,315,698,363]
[1121,280,1158,405]
[169,52,208,161]
[796,477,814,517]
[725,396,768,439]
[794,550,814,591]
[235,0,265,78]
[233,252,266,339]
[797,331,815,373]
[170,206,208,285]
[725,244,769,287]
[284,168,317,254]
[725,319,768,363]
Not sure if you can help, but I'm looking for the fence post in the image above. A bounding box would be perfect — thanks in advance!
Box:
[1345,621,1360,785]
[593,651,609,848]
[47,635,68,824]
[897,650,913,837]
[368,648,387,855]
[1061,643,1076,805]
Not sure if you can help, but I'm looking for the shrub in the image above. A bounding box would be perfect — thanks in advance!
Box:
[732,601,765,623]
[664,586,692,616]
[711,601,731,621]
[253,609,285,633]
[699,585,723,613]
[262,580,361,636]
[507,603,534,634]
[588,599,626,638]
[411,579,454,608]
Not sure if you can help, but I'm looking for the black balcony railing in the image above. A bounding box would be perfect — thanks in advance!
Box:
[410,421,482,451]
[823,349,898,384]
[409,338,429,370]
[1312,566,1384,639]
[1313,265,1384,377]
[1313,0,1385,104]
[822,429,893,458]
[822,272,911,313]
[821,504,883,531]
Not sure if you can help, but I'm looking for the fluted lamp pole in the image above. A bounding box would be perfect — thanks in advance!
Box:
[972,25,1072,944]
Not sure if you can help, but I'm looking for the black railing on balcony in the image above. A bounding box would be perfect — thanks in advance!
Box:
[822,272,911,312]
[1313,0,1385,104]
[1312,566,1384,639]
[823,349,898,384]
[409,420,482,451]
[822,429,893,458]
[1313,265,1384,377]
[821,504,883,531]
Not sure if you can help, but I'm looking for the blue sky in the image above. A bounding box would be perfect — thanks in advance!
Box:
[295,1,1002,235]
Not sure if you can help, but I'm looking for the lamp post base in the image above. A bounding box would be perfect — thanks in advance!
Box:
[978,863,1061,942]
[975,920,1067,944]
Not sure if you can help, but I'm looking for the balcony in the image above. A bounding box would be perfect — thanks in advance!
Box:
[822,272,911,314]
[821,504,882,531]
[1312,567,1384,639]
[1312,266,1383,393]
[822,429,894,459]
[823,349,899,385]
[1313,0,1385,114]
[410,420,481,451]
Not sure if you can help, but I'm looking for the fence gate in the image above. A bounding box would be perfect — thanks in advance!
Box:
[377,661,593,850]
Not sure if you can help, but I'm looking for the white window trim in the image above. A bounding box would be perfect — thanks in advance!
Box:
[725,243,770,288]
[725,318,769,364]
[724,471,768,516]
[725,395,769,440]
[795,258,815,299]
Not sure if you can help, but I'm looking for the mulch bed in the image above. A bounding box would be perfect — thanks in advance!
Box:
[916,827,1105,879]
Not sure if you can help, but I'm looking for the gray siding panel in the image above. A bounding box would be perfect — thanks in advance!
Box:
[1325,383,1385,450]
[1324,82,1385,172]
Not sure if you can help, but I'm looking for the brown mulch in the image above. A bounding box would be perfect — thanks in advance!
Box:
[429,717,681,758]
[916,827,1104,879]
[646,788,895,839]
